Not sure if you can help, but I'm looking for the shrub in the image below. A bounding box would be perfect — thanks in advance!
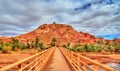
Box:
[50,37,57,47]
[67,42,71,47]
[68,46,85,52]
[62,44,67,48]
[50,42,56,47]
[93,46,103,52]
[2,45,12,53]
[11,38,19,44]
[37,42,45,50]
[0,42,4,47]
[46,46,51,49]
[26,42,30,48]
[12,43,20,50]
[68,44,104,52]
[52,37,57,42]
[31,40,35,48]
[35,37,39,48]
[19,44,27,50]
[83,44,91,52]
[0,46,3,50]
[114,43,120,53]
[105,45,114,52]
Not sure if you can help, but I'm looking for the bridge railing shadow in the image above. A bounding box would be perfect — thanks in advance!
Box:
[60,47,117,71]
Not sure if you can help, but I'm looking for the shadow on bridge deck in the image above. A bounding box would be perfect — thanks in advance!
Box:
[43,48,72,71]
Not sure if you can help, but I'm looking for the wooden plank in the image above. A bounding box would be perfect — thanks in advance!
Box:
[0,47,55,71]
[60,47,117,71]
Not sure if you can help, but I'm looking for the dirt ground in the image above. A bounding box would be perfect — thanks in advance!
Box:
[0,53,31,68]
[80,52,120,64]
[0,51,120,69]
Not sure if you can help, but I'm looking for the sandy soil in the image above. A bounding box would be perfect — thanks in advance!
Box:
[80,52,120,64]
[0,51,120,70]
[0,53,31,68]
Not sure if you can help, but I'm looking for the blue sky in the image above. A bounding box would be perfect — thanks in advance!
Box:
[0,0,120,40]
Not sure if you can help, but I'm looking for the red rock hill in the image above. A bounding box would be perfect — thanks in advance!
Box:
[0,23,115,46]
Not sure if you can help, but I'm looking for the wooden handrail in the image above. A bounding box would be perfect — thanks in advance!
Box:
[60,47,118,71]
[0,47,55,71]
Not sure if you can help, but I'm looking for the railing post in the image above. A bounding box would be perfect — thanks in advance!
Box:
[59,47,117,71]
[94,60,98,71]
[35,60,39,71]
[69,51,72,63]
[83,64,87,71]
[94,64,98,71]
[77,53,81,68]
[66,49,69,59]
[0,47,55,71]
[76,53,82,71]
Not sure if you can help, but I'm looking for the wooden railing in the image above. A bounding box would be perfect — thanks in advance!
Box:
[0,47,55,71]
[60,47,117,71]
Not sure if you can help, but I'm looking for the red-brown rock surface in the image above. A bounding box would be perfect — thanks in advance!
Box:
[113,38,120,43]
[0,23,118,46]
[0,36,11,42]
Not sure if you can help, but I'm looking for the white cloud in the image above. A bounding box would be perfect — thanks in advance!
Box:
[0,0,120,38]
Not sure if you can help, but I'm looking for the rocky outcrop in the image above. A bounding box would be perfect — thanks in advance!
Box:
[113,38,120,43]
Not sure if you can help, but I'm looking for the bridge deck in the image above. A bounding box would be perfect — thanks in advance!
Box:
[43,48,72,71]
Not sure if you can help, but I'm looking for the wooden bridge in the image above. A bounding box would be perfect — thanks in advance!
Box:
[0,47,117,71]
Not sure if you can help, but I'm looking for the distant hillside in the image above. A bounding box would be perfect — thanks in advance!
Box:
[0,23,118,46]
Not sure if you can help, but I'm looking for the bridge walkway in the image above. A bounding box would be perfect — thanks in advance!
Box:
[43,48,72,71]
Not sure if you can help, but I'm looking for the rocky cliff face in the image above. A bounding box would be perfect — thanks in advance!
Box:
[0,23,115,46]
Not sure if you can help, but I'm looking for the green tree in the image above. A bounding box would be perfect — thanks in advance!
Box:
[11,43,20,51]
[35,37,39,48]
[62,44,67,48]
[53,21,56,24]
[114,43,120,53]
[26,40,30,48]
[97,40,104,50]
[52,37,57,42]
[0,42,4,47]
[0,46,3,50]
[105,44,114,52]
[11,38,19,44]
[11,38,19,50]
[2,44,12,53]
[97,41,104,46]
[31,40,34,48]
[67,42,71,47]
[27,42,30,49]
[37,42,45,50]
[50,37,57,47]
[19,44,27,50]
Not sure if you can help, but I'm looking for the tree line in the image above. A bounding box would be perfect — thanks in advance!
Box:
[63,41,120,53]
[0,37,57,53]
